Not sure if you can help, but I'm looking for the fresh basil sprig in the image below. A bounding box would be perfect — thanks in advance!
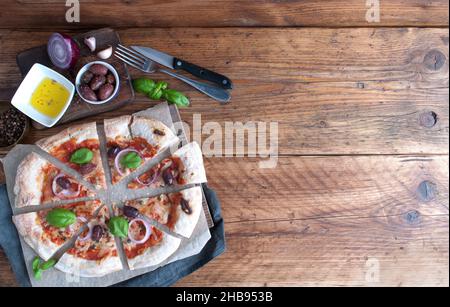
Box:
[108,216,129,239]
[120,152,142,169]
[132,77,190,108]
[70,148,93,164]
[46,208,76,228]
[32,257,56,280]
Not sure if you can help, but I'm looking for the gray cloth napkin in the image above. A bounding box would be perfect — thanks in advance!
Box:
[0,183,225,287]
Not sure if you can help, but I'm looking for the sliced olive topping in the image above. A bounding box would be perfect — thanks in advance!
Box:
[153,128,165,136]
[107,145,121,158]
[180,198,192,215]
[162,168,174,185]
[123,205,140,219]
[91,225,104,242]
[79,163,96,175]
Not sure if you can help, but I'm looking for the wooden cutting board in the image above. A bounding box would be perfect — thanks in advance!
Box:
[16,28,134,129]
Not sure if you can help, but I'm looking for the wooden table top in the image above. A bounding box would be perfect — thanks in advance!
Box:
[0,1,448,287]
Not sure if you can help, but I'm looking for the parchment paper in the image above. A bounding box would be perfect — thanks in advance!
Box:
[1,102,211,287]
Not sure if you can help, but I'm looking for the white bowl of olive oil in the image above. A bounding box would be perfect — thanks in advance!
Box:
[11,63,75,128]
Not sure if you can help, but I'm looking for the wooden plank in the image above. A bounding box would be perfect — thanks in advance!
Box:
[0,0,448,28]
[201,156,449,222]
[1,28,448,90]
[175,214,449,286]
[1,28,448,155]
[0,248,17,287]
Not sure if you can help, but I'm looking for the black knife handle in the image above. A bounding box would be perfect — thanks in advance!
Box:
[173,58,233,89]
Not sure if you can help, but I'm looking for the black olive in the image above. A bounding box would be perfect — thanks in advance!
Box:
[180,198,192,215]
[79,163,96,175]
[153,129,165,136]
[56,176,71,189]
[123,206,140,218]
[162,168,174,185]
[81,71,94,84]
[91,225,104,242]
[107,145,121,158]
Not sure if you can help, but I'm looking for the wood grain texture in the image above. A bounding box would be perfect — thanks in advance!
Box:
[0,155,448,286]
[1,28,447,155]
[0,0,448,28]
[174,155,449,286]
[0,4,448,287]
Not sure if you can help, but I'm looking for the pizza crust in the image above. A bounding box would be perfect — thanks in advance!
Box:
[12,212,59,261]
[174,142,207,185]
[127,233,182,270]
[36,122,98,152]
[130,116,179,151]
[104,115,132,141]
[169,186,203,238]
[13,152,47,208]
[55,252,123,278]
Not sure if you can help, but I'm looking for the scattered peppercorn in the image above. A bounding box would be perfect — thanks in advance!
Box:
[0,108,27,147]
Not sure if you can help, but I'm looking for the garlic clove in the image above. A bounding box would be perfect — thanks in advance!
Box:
[84,37,96,52]
[97,46,113,60]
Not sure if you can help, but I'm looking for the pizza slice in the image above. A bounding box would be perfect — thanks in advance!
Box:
[104,115,179,184]
[125,186,203,238]
[55,206,122,277]
[14,152,94,208]
[12,200,103,261]
[114,205,181,270]
[128,142,206,190]
[36,122,106,190]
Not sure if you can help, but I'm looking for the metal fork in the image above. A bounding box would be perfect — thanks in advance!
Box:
[114,44,230,103]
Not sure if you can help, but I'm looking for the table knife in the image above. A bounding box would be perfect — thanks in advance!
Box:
[130,46,233,89]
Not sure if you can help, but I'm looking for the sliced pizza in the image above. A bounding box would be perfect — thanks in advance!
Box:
[14,152,94,208]
[55,206,122,277]
[114,205,181,270]
[12,200,103,261]
[104,115,179,184]
[36,122,106,190]
[125,186,203,238]
[128,142,206,190]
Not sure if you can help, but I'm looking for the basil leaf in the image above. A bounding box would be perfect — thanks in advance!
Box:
[34,269,43,281]
[32,257,41,273]
[148,89,163,100]
[163,89,190,108]
[70,148,93,164]
[40,258,56,271]
[46,208,76,228]
[148,81,168,100]
[132,78,156,94]
[120,152,142,169]
[108,216,129,239]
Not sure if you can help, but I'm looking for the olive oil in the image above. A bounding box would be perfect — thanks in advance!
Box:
[30,78,70,118]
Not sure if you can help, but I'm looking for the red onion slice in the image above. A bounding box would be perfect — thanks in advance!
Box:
[136,168,160,186]
[51,174,81,198]
[128,218,151,244]
[47,33,80,69]
[114,148,142,176]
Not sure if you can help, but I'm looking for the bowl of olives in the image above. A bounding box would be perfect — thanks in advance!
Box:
[75,61,120,105]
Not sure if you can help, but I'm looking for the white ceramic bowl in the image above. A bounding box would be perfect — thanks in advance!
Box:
[75,61,120,105]
[11,63,75,128]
